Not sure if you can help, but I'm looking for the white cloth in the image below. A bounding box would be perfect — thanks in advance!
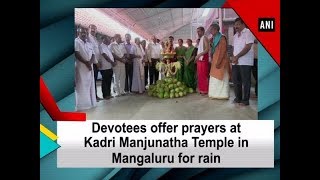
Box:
[74,37,97,111]
[100,43,114,70]
[113,63,126,95]
[197,35,205,60]
[110,42,126,95]
[87,34,99,64]
[147,42,162,61]
[140,44,146,66]
[233,28,255,66]
[131,44,145,93]
[208,71,230,99]
[75,37,95,62]
[120,43,128,55]
[109,42,125,59]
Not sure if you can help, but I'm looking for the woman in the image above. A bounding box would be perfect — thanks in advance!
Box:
[183,39,197,90]
[208,23,231,99]
[131,37,145,94]
[175,39,187,82]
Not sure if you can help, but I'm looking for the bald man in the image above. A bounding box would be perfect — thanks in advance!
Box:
[87,24,103,101]
[74,27,97,111]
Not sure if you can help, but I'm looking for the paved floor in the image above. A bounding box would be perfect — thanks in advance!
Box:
[84,81,257,120]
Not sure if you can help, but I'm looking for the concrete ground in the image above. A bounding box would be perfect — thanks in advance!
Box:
[84,81,257,120]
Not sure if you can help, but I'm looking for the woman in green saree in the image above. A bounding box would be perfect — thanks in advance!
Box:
[183,39,197,90]
[175,39,187,82]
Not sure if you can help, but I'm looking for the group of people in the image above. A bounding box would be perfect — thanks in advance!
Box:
[74,17,257,111]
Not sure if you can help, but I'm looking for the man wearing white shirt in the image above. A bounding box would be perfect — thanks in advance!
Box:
[100,36,116,99]
[231,18,255,106]
[147,35,162,85]
[109,34,127,96]
[74,27,97,111]
[87,24,103,101]
[195,26,210,95]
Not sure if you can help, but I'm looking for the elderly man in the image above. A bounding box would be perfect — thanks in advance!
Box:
[208,23,231,100]
[124,33,135,93]
[147,35,162,85]
[87,24,103,101]
[109,34,127,96]
[74,27,97,111]
[131,37,145,94]
[232,18,255,106]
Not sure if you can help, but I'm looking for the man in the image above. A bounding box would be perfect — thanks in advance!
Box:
[100,36,117,99]
[195,38,200,48]
[74,27,97,111]
[232,18,255,106]
[124,34,135,93]
[147,35,162,85]
[87,24,103,101]
[208,23,231,99]
[109,34,127,96]
[252,39,258,98]
[131,37,145,94]
[195,26,210,95]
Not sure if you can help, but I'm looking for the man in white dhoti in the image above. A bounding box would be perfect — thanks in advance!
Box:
[208,23,231,100]
[109,34,127,96]
[87,24,103,101]
[74,27,97,111]
[131,37,145,94]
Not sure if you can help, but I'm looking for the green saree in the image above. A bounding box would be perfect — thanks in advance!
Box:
[183,46,196,90]
[175,46,187,82]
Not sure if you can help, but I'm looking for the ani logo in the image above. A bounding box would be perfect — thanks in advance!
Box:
[258,18,275,32]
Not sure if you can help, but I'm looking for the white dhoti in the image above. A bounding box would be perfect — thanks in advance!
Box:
[113,62,126,95]
[132,44,145,93]
[208,69,230,99]
[132,59,145,93]
[75,61,97,111]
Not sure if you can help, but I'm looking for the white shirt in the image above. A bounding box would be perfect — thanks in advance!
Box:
[120,43,128,55]
[75,37,95,62]
[109,42,126,59]
[147,42,162,61]
[100,43,114,70]
[197,35,207,60]
[87,34,100,64]
[233,28,255,66]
